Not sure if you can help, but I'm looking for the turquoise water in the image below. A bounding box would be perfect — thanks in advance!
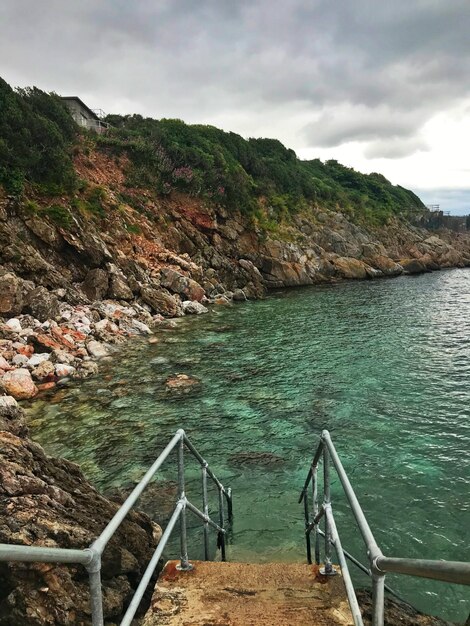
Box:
[27,270,470,620]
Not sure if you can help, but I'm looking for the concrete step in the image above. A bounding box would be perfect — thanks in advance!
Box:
[142,560,354,625]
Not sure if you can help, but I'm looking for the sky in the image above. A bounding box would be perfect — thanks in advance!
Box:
[1,0,469,214]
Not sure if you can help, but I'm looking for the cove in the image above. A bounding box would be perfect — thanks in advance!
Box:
[26,269,470,621]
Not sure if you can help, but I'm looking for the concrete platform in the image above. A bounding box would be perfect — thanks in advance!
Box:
[142,560,354,625]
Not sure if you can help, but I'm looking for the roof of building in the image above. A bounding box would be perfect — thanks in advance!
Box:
[61,96,101,121]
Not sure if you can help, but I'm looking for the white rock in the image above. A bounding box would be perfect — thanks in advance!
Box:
[41,321,51,330]
[86,340,109,359]
[0,395,18,408]
[182,300,209,315]
[5,318,22,333]
[55,363,76,378]
[12,354,29,367]
[27,353,51,368]
[131,319,152,334]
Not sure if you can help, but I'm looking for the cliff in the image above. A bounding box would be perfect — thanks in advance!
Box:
[1,143,470,399]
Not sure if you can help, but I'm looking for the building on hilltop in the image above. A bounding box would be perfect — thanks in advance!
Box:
[61,96,109,133]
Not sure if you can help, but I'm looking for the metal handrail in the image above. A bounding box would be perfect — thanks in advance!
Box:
[0,428,233,626]
[300,430,469,626]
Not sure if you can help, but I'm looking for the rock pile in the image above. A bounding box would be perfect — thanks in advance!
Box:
[0,300,174,400]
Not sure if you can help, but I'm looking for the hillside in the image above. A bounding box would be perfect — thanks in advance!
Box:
[1,78,470,398]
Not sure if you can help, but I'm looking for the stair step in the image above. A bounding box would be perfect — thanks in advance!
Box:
[142,560,354,625]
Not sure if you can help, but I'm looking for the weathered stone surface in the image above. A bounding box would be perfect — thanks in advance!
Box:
[5,318,22,333]
[141,287,182,317]
[400,258,427,274]
[81,268,109,301]
[160,268,205,302]
[356,590,453,626]
[0,404,161,626]
[108,274,134,300]
[181,300,208,315]
[332,257,371,280]
[366,255,403,277]
[0,272,25,316]
[24,286,60,321]
[86,340,109,359]
[1,368,38,399]
[31,360,55,381]
[142,561,353,626]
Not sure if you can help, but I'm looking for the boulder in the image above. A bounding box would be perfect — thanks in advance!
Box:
[141,287,182,317]
[5,318,22,333]
[1,368,38,399]
[108,274,134,301]
[233,289,247,302]
[81,268,109,301]
[182,300,208,315]
[24,286,60,321]
[160,269,205,302]
[32,360,55,381]
[366,255,403,277]
[0,272,25,316]
[400,258,427,274]
[86,340,109,359]
[55,363,76,378]
[27,353,51,368]
[332,257,371,280]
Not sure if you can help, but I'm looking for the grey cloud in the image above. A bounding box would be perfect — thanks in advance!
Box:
[414,188,470,216]
[364,138,429,160]
[1,0,470,151]
[303,106,423,147]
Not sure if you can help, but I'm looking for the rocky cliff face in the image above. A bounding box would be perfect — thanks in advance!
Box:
[1,149,470,400]
[0,398,161,625]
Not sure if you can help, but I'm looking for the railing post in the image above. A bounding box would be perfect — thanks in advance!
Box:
[303,487,312,564]
[177,434,193,571]
[320,435,336,576]
[201,463,210,561]
[372,572,385,626]
[227,487,233,523]
[218,488,226,561]
[86,550,104,626]
[312,464,320,565]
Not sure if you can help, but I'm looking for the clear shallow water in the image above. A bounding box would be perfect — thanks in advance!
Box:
[27,270,470,620]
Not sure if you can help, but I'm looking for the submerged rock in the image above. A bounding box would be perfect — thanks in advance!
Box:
[164,373,201,394]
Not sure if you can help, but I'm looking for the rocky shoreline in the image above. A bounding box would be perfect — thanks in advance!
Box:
[0,400,161,626]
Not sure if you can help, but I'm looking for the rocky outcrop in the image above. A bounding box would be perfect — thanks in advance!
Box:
[0,402,161,626]
[357,590,454,626]
[1,155,470,401]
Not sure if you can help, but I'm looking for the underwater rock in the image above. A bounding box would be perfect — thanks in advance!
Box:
[164,373,201,395]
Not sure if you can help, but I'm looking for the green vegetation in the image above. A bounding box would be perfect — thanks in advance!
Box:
[0,75,425,225]
[100,115,425,224]
[0,77,77,194]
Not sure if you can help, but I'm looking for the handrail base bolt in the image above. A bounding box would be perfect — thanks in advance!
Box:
[176,562,194,572]
[320,565,338,576]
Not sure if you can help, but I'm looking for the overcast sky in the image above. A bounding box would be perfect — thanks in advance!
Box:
[1,0,470,214]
